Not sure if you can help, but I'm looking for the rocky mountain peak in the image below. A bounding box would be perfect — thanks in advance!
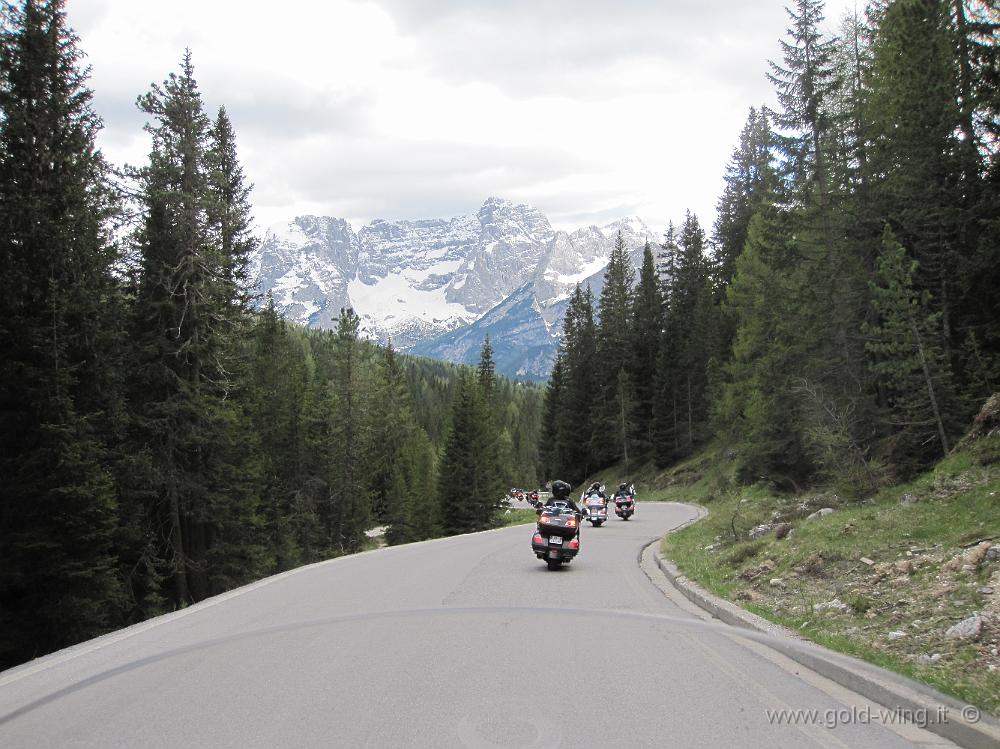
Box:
[253,199,659,376]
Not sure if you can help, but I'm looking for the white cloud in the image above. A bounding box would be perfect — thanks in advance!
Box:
[71,0,860,236]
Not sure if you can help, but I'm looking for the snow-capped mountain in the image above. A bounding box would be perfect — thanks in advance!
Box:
[252,198,658,378]
[411,217,657,378]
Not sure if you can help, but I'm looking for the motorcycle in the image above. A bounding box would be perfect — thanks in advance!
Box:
[531,501,581,570]
[583,493,608,527]
[614,493,635,520]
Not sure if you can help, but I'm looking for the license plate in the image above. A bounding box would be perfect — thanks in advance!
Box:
[549,536,563,545]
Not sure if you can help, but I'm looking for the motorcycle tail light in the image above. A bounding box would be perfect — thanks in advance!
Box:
[567,538,580,549]
[532,533,542,544]
[539,516,551,524]
[566,518,577,528]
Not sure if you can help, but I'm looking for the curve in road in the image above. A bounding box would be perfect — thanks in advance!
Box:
[0,503,954,748]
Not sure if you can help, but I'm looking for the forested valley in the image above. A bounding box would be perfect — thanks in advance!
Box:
[543,0,999,496]
[0,1,541,669]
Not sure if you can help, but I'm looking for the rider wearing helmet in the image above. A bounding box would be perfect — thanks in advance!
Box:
[547,479,581,514]
[579,481,607,509]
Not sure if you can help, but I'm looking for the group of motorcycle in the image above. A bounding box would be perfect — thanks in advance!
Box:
[509,487,542,507]
[531,482,636,570]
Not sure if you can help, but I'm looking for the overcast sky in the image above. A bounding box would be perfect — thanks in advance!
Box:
[69,0,858,235]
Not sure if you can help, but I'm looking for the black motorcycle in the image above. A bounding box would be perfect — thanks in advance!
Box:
[531,500,580,570]
[614,493,635,520]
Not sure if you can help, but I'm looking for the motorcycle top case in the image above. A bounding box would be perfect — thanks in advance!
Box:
[536,512,579,538]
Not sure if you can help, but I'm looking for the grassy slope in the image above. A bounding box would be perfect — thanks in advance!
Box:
[649,435,1000,714]
[572,435,1000,712]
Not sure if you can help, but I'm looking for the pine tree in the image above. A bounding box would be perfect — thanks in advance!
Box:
[247,294,309,569]
[372,341,438,544]
[869,0,998,414]
[595,231,636,466]
[628,242,661,463]
[477,335,497,405]
[556,286,600,481]
[716,205,815,485]
[0,0,125,667]
[205,106,258,316]
[395,428,440,543]
[477,335,514,489]
[767,0,874,481]
[865,227,960,470]
[656,212,717,458]
[541,352,566,479]
[439,371,502,535]
[712,107,777,286]
[129,51,264,603]
[324,307,371,555]
[767,0,840,214]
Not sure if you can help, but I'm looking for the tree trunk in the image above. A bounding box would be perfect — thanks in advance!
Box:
[168,483,188,604]
[687,373,693,449]
[909,316,950,457]
[619,374,628,473]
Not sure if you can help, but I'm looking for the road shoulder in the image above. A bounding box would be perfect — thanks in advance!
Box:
[646,504,1000,749]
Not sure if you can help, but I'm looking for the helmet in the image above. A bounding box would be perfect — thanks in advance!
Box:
[551,480,571,499]
[619,483,627,491]
[590,481,601,490]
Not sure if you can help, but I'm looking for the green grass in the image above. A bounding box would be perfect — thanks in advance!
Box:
[658,436,1000,715]
[496,508,540,527]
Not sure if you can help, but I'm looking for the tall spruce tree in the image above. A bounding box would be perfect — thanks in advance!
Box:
[628,242,661,464]
[768,0,873,481]
[0,0,124,667]
[865,227,960,471]
[712,107,777,287]
[439,371,503,535]
[541,352,567,480]
[247,294,309,570]
[656,212,717,458]
[373,341,439,544]
[205,106,257,316]
[324,307,371,555]
[476,335,512,488]
[595,231,636,467]
[869,0,999,415]
[768,0,840,215]
[557,286,600,481]
[129,51,264,603]
[717,205,815,485]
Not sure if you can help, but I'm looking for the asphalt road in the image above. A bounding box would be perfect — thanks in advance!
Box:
[0,503,954,748]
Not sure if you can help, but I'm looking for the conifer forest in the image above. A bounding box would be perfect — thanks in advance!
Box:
[2,0,999,671]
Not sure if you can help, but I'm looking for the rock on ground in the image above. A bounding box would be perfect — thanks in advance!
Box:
[945,613,983,640]
[806,508,835,521]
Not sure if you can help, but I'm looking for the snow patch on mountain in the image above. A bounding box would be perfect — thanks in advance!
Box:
[347,274,474,332]
[253,198,659,377]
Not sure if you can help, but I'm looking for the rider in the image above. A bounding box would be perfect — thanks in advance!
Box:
[547,479,581,514]
[615,482,634,500]
[580,481,608,507]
